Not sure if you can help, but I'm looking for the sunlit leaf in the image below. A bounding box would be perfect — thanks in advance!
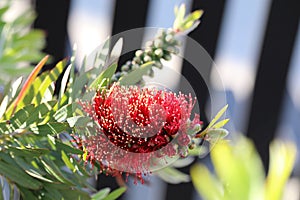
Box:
[208,104,228,129]
[119,61,154,85]
[265,141,297,200]
[191,164,223,200]
[102,187,126,200]
[0,160,42,190]
[89,63,118,90]
[30,122,69,136]
[91,187,111,200]
[155,167,190,184]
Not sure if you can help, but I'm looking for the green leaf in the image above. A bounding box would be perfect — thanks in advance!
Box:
[86,37,110,73]
[9,146,50,157]
[31,61,65,105]
[91,187,111,200]
[18,185,38,200]
[41,158,74,185]
[198,104,229,138]
[212,118,230,129]
[155,167,190,184]
[59,188,90,200]
[206,128,229,143]
[61,150,75,172]
[102,187,126,200]
[188,10,203,21]
[2,104,35,133]
[30,122,69,136]
[11,10,36,28]
[0,5,9,16]
[118,61,154,85]
[0,160,42,190]
[59,64,72,105]
[9,76,23,101]
[67,116,90,128]
[191,164,223,200]
[53,103,74,122]
[107,38,123,66]
[25,100,56,125]
[55,140,83,155]
[43,188,63,200]
[265,141,297,200]
[208,104,228,129]
[173,4,186,30]
[0,95,8,120]
[210,138,265,200]
[89,63,118,90]
[14,157,53,183]
[188,146,208,157]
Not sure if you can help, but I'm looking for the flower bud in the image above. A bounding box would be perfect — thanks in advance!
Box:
[154,39,163,48]
[121,64,129,72]
[165,34,174,43]
[154,48,163,57]
[163,54,172,61]
[135,50,143,57]
[143,55,152,62]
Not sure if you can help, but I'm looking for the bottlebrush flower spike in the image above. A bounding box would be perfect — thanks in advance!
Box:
[79,84,202,183]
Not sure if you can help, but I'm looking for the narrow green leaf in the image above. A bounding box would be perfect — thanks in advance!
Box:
[107,38,123,66]
[11,9,36,28]
[191,164,223,200]
[0,5,9,16]
[25,100,56,125]
[206,128,229,142]
[91,187,111,200]
[89,63,118,90]
[102,187,126,200]
[183,10,203,27]
[14,157,53,183]
[212,118,230,129]
[0,160,42,190]
[9,146,50,157]
[55,140,83,155]
[59,64,72,105]
[41,158,74,185]
[61,150,75,172]
[208,104,228,129]
[30,122,69,136]
[87,37,110,73]
[173,4,186,30]
[188,146,208,157]
[10,76,23,101]
[2,104,35,133]
[59,189,90,200]
[119,61,154,85]
[53,103,74,122]
[0,96,8,120]
[44,187,63,200]
[18,185,38,200]
[67,116,90,128]
[265,141,297,200]
[155,167,190,184]
[31,61,65,105]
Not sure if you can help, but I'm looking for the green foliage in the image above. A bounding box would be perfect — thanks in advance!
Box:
[0,37,122,199]
[0,1,46,83]
[191,136,297,200]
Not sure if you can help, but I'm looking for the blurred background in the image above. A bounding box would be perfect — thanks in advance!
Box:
[6,0,300,199]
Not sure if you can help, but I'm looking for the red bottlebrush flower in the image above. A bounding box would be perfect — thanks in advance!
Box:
[79,84,200,179]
